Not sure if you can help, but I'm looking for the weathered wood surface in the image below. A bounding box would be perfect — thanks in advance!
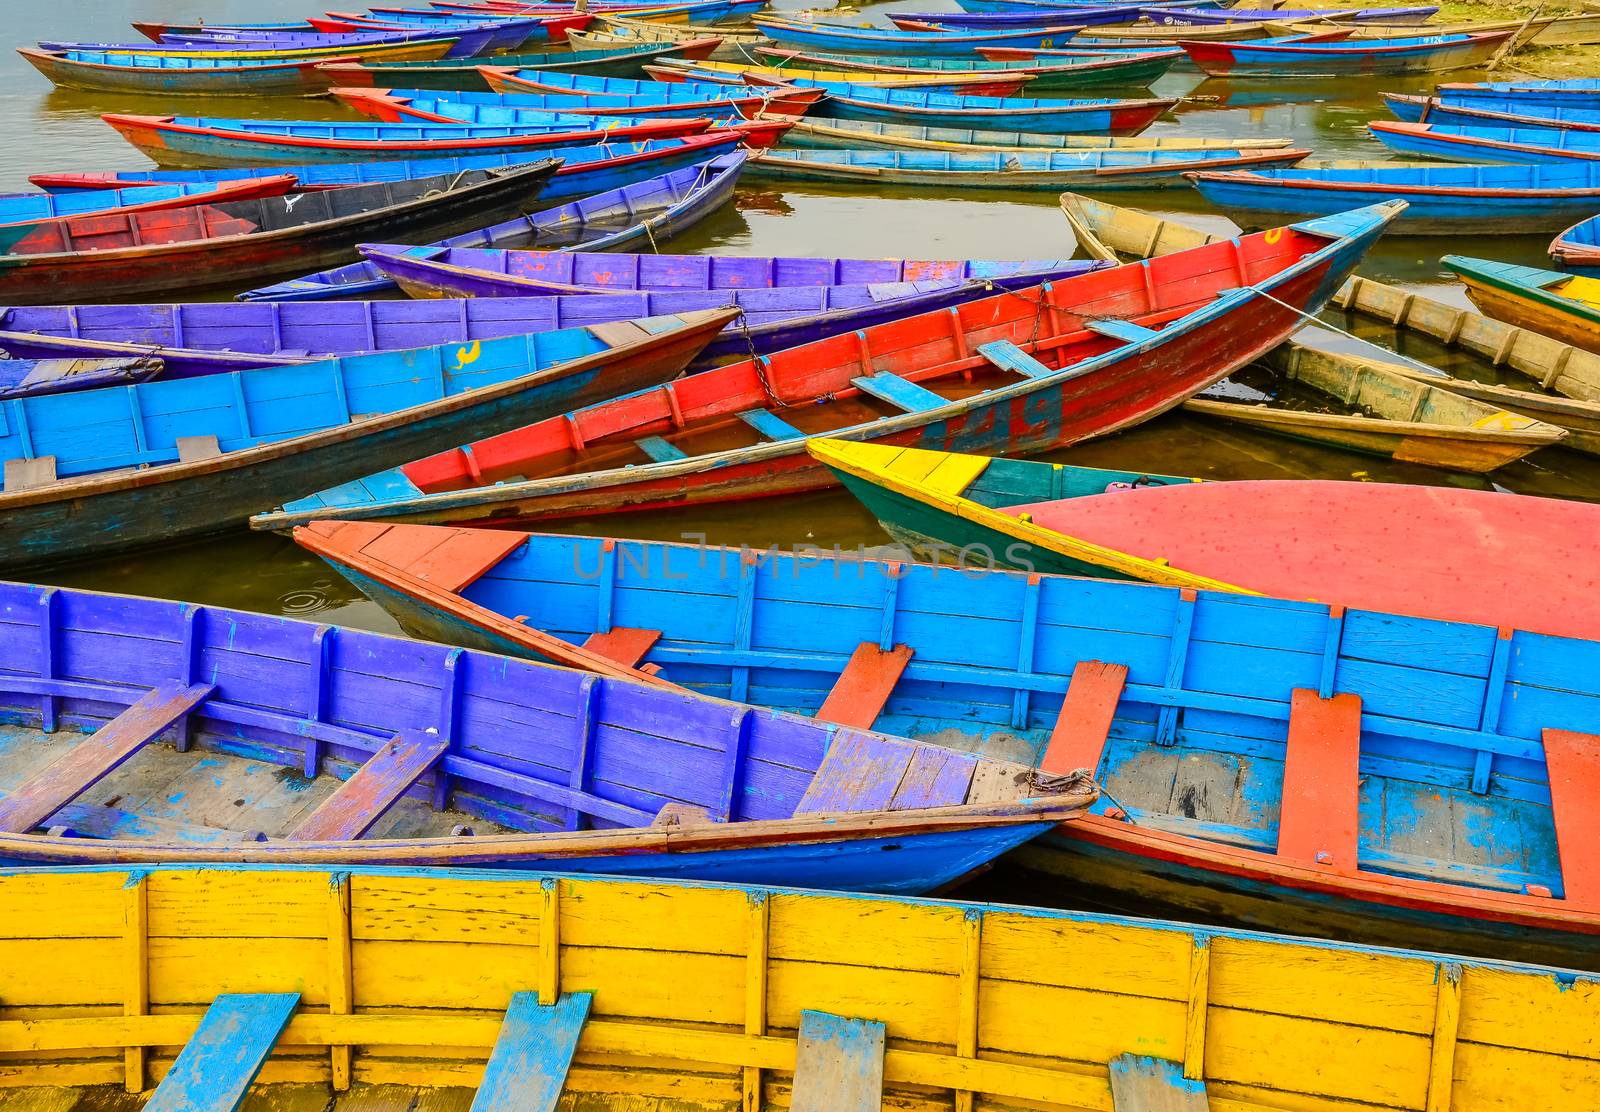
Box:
[1042,660,1128,775]
[815,642,915,729]
[288,729,451,842]
[1109,1054,1211,1111]
[468,991,592,1112]
[1277,690,1363,870]
[143,992,300,1112]
[791,1011,886,1112]
[1540,728,1600,910]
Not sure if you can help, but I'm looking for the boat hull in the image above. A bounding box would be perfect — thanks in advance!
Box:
[1368,121,1600,164]
[1183,32,1510,76]
[816,96,1170,136]
[749,148,1308,190]
[317,39,718,90]
[1455,271,1600,355]
[19,49,346,96]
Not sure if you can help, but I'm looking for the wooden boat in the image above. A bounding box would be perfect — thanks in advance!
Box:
[15,865,1600,1108]
[1059,191,1600,439]
[1369,120,1600,164]
[1184,342,1566,471]
[0,308,735,569]
[887,5,1159,29]
[99,111,717,170]
[582,14,765,47]
[1296,13,1600,45]
[774,112,1298,150]
[1552,212,1600,274]
[1386,92,1600,132]
[1181,30,1512,75]
[761,81,1173,135]
[303,515,1600,969]
[751,44,1184,90]
[316,38,723,90]
[1186,161,1600,234]
[745,145,1309,189]
[647,57,1039,95]
[17,47,363,96]
[248,202,1398,530]
[749,17,1089,55]
[1442,255,1600,356]
[332,85,814,127]
[1045,19,1289,40]
[477,66,825,114]
[0,356,163,399]
[446,0,766,23]
[1149,3,1439,22]
[1436,75,1600,110]
[0,161,563,306]
[311,10,590,51]
[32,34,466,63]
[0,585,1092,877]
[240,151,746,301]
[0,176,298,229]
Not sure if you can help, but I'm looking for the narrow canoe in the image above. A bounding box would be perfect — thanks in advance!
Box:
[1300,13,1600,44]
[1442,255,1600,355]
[1386,92,1600,132]
[1186,160,1600,233]
[585,14,765,45]
[1551,213,1600,274]
[476,66,824,114]
[646,58,1039,95]
[17,47,358,96]
[0,274,1107,375]
[248,203,1397,531]
[0,176,299,230]
[99,111,719,169]
[887,5,1163,28]
[332,85,813,126]
[1181,30,1513,75]
[745,146,1310,189]
[0,585,1090,877]
[1184,343,1566,471]
[16,865,1600,1107]
[1050,19,1288,39]
[749,17,1089,55]
[1437,76,1600,110]
[773,113,1298,150]
[304,514,1600,969]
[800,84,1176,136]
[34,35,465,63]
[1059,190,1600,410]
[751,45,1185,89]
[0,356,163,399]
[318,39,722,91]
[1368,120,1600,164]
[0,161,562,305]
[240,151,746,301]
[303,14,575,55]
[0,308,736,568]
[449,0,766,22]
[1147,3,1439,21]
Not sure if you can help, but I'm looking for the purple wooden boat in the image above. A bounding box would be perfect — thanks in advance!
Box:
[891,6,1156,28]
[240,151,745,301]
[0,356,163,399]
[1142,5,1439,23]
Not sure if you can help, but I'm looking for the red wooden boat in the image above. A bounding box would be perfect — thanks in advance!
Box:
[252,202,1400,531]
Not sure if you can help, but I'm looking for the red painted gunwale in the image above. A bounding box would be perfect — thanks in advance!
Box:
[1370,120,1600,162]
[0,174,299,229]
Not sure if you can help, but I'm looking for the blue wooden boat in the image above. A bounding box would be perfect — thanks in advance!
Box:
[333,86,796,126]
[240,151,746,301]
[783,81,1176,135]
[749,17,1089,55]
[1551,213,1600,275]
[1182,30,1513,76]
[1437,76,1600,111]
[885,5,1159,28]
[1385,92,1600,132]
[1144,4,1438,22]
[317,39,723,92]
[1187,160,1600,233]
[296,508,1600,967]
[0,307,737,569]
[0,356,163,398]
[155,26,507,60]
[474,66,825,114]
[0,176,299,228]
[249,202,1398,531]
[751,44,1186,89]
[0,582,1092,879]
[314,9,573,55]
[17,47,358,96]
[746,145,1310,189]
[1369,121,1600,164]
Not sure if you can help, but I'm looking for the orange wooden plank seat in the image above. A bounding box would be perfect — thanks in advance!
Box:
[287,728,452,842]
[1540,727,1600,909]
[1041,660,1129,776]
[1276,689,1363,870]
[814,642,914,729]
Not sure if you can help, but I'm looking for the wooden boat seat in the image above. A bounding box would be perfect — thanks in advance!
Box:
[815,642,914,729]
[1084,318,1162,344]
[143,992,299,1112]
[978,339,1056,379]
[286,728,451,842]
[791,1010,885,1112]
[1276,689,1362,870]
[3,455,56,492]
[794,730,985,814]
[1109,1054,1210,1111]
[1540,728,1600,908]
[581,627,663,669]
[737,406,804,442]
[0,681,214,835]
[634,435,688,463]
[469,991,592,1112]
[1041,660,1129,776]
[176,435,222,463]
[851,371,948,413]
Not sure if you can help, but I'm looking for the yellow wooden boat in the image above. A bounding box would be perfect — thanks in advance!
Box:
[1186,343,1567,471]
[5,863,1599,1108]
[1443,255,1600,360]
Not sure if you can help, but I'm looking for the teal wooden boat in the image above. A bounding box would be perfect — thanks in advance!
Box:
[750,44,1185,89]
[314,38,723,91]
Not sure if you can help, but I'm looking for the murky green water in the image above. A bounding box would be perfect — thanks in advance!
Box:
[13,0,1599,629]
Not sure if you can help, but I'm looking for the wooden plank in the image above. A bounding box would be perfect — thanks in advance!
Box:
[4,456,56,491]
[737,407,804,441]
[851,371,948,413]
[143,993,300,1112]
[468,991,593,1112]
[888,745,978,810]
[793,731,915,815]
[1540,728,1600,908]
[635,434,688,462]
[176,435,221,463]
[1041,660,1128,775]
[287,729,450,842]
[815,642,914,730]
[1276,689,1362,869]
[978,339,1055,379]
[791,1010,886,1112]
[581,627,662,670]
[1108,1054,1210,1111]
[0,681,214,834]
[1085,318,1161,344]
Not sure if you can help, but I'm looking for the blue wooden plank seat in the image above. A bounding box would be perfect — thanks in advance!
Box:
[1040,660,1129,777]
[0,680,215,834]
[287,727,452,841]
[634,435,688,463]
[850,371,949,413]
[815,643,914,730]
[794,731,979,815]
[791,1010,886,1112]
[1276,689,1363,870]
[977,339,1056,380]
[1083,317,1162,344]
[469,991,593,1112]
[737,407,805,442]
[143,993,300,1112]
[1108,1054,1210,1111]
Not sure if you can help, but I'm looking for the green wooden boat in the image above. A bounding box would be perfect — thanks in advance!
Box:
[315,39,722,92]
[751,44,1184,90]
[775,114,1297,152]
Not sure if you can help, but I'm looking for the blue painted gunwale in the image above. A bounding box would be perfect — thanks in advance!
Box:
[758,79,1175,134]
[1386,92,1600,132]
[749,18,1088,56]
[481,69,780,99]
[1438,76,1600,112]
[1550,213,1600,275]
[0,306,735,568]
[0,581,1083,886]
[0,180,280,226]
[350,90,760,124]
[298,522,1600,964]
[239,151,746,301]
[1368,121,1600,164]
